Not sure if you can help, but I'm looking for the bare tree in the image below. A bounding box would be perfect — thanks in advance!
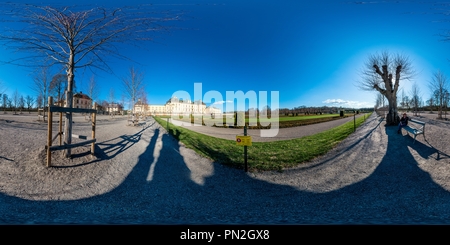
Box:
[122,67,145,114]
[6,97,12,111]
[2,94,8,113]
[429,70,450,119]
[107,87,115,115]
[86,75,99,107]
[410,82,421,116]
[375,93,386,116]
[0,80,6,113]
[49,73,67,104]
[121,94,126,115]
[0,3,181,157]
[100,100,109,114]
[140,91,150,115]
[427,97,434,113]
[12,89,20,114]
[25,95,34,113]
[399,89,406,110]
[109,88,115,105]
[31,66,50,110]
[36,94,43,110]
[18,95,25,113]
[359,51,415,125]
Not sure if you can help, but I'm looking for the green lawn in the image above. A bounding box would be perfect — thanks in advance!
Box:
[153,112,372,172]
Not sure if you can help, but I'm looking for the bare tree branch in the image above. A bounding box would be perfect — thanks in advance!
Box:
[358,50,416,125]
[122,66,145,114]
[30,66,50,109]
[0,3,182,157]
[429,70,450,119]
[86,75,99,106]
[0,3,182,69]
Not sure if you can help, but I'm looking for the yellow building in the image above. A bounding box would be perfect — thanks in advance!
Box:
[73,92,92,109]
[63,92,92,109]
[134,99,148,114]
[139,96,221,116]
[107,102,124,115]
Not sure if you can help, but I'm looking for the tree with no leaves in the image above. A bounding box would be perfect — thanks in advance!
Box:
[30,66,50,110]
[108,87,115,115]
[25,95,34,113]
[2,94,8,113]
[410,82,421,116]
[429,70,450,119]
[12,89,20,114]
[86,75,99,107]
[49,73,67,104]
[359,51,415,125]
[122,66,145,114]
[0,3,181,157]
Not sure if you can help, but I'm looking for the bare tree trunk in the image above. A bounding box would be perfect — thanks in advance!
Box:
[385,94,399,125]
[64,54,75,158]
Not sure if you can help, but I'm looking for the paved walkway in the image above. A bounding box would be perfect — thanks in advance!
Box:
[171,114,368,142]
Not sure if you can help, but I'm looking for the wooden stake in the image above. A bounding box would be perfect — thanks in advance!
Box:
[244,124,248,172]
[47,96,53,167]
[91,103,96,155]
[59,101,62,146]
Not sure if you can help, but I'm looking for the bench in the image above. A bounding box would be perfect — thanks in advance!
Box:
[127,119,139,126]
[37,114,47,121]
[401,119,425,144]
[127,117,147,129]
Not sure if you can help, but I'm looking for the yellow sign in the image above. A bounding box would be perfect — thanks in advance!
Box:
[236,135,252,146]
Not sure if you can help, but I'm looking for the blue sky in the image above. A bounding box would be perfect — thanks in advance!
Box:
[1,0,450,110]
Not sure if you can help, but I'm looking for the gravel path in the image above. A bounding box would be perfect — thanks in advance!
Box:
[0,112,449,224]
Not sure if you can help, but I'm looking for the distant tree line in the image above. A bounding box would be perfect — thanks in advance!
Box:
[375,70,450,119]
[243,105,372,118]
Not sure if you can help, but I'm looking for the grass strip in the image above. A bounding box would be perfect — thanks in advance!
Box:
[154,113,372,172]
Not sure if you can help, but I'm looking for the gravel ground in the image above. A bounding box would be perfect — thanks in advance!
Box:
[0,111,449,224]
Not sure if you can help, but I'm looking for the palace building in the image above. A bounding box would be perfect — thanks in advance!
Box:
[134,96,222,116]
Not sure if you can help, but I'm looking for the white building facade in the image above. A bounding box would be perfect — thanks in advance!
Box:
[140,96,222,116]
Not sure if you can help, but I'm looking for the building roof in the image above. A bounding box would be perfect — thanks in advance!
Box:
[109,103,123,108]
[135,100,146,106]
[73,92,91,100]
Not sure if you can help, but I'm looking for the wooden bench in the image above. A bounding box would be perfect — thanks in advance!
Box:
[37,114,47,121]
[401,119,425,144]
[127,117,147,129]
[127,118,139,126]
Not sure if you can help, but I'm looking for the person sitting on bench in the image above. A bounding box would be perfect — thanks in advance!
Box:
[397,113,410,134]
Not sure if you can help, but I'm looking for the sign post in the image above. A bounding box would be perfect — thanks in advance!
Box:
[244,125,248,172]
[236,124,252,172]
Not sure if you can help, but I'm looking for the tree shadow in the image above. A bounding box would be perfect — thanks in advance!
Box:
[0,156,13,162]
[52,121,155,168]
[326,124,450,223]
[297,114,385,171]
[96,121,156,159]
[422,138,450,162]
